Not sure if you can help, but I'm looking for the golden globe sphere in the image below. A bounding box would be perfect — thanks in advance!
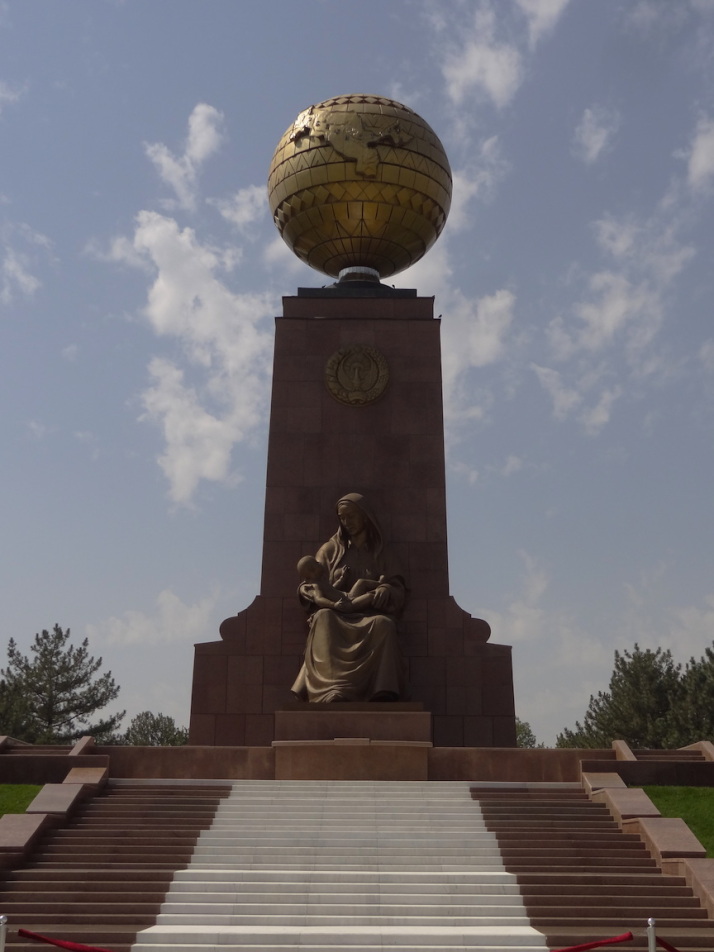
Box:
[268,94,452,279]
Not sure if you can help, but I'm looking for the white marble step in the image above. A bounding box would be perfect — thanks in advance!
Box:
[182,862,511,873]
[193,833,500,858]
[171,869,520,885]
[155,914,531,927]
[164,883,520,908]
[133,923,548,949]
[156,898,528,915]
[129,781,548,952]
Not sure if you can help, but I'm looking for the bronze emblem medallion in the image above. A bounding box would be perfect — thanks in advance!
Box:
[325,344,389,406]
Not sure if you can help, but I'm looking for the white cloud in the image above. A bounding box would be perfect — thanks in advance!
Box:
[437,288,515,433]
[515,0,571,48]
[263,234,306,276]
[62,344,78,361]
[436,0,569,112]
[502,454,524,476]
[451,459,480,485]
[442,5,523,109]
[700,339,714,372]
[579,385,622,435]
[553,208,694,377]
[141,358,246,502]
[669,594,714,661]
[572,105,620,165]
[541,194,694,433]
[111,209,275,504]
[687,115,714,190]
[442,288,515,387]
[0,79,24,116]
[625,0,693,37]
[209,184,267,233]
[592,214,640,259]
[25,420,51,440]
[484,551,616,743]
[532,363,582,420]
[448,137,510,231]
[1,221,53,307]
[145,103,225,211]
[1,245,40,305]
[85,234,153,272]
[575,271,652,351]
[88,588,220,646]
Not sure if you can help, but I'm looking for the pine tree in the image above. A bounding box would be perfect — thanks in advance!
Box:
[516,717,545,748]
[666,645,714,745]
[556,644,683,749]
[122,711,188,746]
[1,625,124,743]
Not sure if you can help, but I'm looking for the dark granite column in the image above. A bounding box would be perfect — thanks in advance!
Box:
[189,281,516,748]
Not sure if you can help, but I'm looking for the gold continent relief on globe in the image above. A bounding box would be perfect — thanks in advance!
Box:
[267,94,452,278]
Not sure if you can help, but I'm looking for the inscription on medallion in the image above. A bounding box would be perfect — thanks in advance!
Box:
[325,344,389,406]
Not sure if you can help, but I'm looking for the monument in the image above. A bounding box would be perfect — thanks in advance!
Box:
[189,94,516,749]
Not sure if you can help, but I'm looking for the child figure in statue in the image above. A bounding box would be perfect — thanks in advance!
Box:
[297,555,383,613]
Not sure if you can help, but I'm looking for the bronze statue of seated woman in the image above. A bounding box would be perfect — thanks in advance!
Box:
[291,493,407,703]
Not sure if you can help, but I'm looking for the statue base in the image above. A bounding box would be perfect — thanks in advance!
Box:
[275,702,431,743]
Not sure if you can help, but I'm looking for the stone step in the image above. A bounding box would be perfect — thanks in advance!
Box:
[130,924,550,949]
[154,914,534,927]
[3,779,711,952]
[150,903,705,921]
[471,788,714,952]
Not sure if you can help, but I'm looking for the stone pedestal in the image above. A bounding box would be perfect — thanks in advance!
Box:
[275,703,432,743]
[273,740,430,781]
[189,283,516,748]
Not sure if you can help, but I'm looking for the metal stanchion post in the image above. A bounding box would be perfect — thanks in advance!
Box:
[647,917,656,952]
[0,913,7,952]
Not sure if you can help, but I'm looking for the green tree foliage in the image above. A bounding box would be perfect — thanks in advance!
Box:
[516,717,545,748]
[0,676,31,739]
[0,625,124,744]
[667,645,714,743]
[122,711,188,746]
[556,644,684,749]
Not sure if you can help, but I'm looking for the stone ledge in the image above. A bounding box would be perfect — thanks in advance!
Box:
[593,786,661,822]
[26,783,87,817]
[69,735,96,756]
[612,739,637,761]
[63,765,108,788]
[581,771,626,795]
[0,813,55,868]
[622,815,707,864]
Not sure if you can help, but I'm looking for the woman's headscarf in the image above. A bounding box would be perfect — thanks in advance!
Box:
[335,492,384,559]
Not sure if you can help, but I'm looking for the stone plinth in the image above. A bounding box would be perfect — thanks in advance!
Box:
[275,703,432,742]
[273,739,430,781]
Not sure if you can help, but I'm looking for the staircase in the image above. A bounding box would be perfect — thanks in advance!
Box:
[0,781,231,952]
[0,779,712,952]
[472,784,714,951]
[132,780,546,951]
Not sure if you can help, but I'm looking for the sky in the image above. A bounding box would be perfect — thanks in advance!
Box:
[2,0,714,746]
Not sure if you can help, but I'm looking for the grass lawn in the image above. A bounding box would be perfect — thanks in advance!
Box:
[0,784,42,816]
[644,786,714,857]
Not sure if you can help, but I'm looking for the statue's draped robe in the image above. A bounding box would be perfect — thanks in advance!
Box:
[291,494,407,703]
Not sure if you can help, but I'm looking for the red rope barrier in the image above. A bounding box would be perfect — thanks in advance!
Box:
[552,932,634,952]
[17,928,115,952]
[655,939,682,952]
